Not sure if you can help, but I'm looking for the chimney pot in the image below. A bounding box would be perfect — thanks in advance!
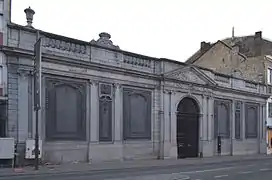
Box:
[255,31,262,39]
[200,41,210,52]
[24,6,35,28]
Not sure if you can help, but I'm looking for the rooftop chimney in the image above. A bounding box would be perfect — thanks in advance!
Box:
[200,41,211,52]
[24,7,35,28]
[255,31,262,39]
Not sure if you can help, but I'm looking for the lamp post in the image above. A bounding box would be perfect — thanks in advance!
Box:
[33,32,42,170]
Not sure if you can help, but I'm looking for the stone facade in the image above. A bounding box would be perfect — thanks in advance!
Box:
[0,4,269,164]
[0,18,268,163]
[0,0,11,138]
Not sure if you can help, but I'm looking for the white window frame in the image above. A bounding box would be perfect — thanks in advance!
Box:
[269,102,272,118]
[268,68,272,84]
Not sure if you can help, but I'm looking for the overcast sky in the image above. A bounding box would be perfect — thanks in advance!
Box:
[11,0,272,61]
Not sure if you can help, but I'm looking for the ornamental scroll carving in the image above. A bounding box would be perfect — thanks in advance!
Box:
[90,32,120,50]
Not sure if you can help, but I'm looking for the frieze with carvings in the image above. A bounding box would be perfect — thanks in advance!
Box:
[43,37,87,54]
[165,81,205,93]
[170,70,206,85]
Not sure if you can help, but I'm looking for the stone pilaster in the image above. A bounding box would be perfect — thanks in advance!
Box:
[113,83,122,142]
[241,102,246,140]
[262,104,267,140]
[201,94,206,141]
[89,80,99,142]
[169,91,177,159]
[17,69,32,142]
[230,100,235,156]
[207,95,213,141]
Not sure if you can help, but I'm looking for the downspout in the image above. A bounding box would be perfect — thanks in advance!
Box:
[230,32,234,156]
[160,75,165,159]
[158,61,165,159]
[86,43,92,163]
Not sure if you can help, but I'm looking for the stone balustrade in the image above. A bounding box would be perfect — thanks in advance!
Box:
[123,55,152,68]
[42,37,87,55]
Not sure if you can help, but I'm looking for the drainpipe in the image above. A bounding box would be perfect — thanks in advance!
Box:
[158,60,165,159]
[160,76,165,159]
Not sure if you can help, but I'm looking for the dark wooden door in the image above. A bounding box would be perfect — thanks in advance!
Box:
[177,97,199,158]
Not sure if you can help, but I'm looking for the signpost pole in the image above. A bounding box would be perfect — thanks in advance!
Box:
[33,33,42,170]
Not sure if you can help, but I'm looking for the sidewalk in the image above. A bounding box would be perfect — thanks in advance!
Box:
[0,154,271,177]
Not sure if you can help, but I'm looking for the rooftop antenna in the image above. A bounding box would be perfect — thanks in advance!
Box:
[232,27,235,41]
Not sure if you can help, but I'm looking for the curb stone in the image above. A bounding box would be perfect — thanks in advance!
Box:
[0,155,271,177]
[106,173,190,180]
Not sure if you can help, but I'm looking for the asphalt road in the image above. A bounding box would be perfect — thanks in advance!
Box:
[1,158,272,180]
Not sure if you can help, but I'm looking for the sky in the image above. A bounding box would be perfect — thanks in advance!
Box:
[10,0,272,62]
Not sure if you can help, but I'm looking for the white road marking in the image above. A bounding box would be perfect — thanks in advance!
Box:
[181,163,255,175]
[238,171,253,174]
[183,166,234,174]
[214,174,228,178]
[195,179,202,180]
[260,168,271,171]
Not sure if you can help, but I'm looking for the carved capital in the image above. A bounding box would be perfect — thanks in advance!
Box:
[113,83,121,89]
[89,79,99,86]
[17,69,32,78]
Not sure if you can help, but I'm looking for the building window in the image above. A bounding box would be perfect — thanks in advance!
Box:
[269,103,272,118]
[99,83,113,142]
[0,66,3,85]
[235,101,242,139]
[214,100,230,138]
[45,79,86,141]
[0,102,6,137]
[123,88,151,140]
[245,104,258,138]
[268,68,272,84]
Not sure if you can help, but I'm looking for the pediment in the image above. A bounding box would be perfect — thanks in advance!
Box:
[164,66,216,86]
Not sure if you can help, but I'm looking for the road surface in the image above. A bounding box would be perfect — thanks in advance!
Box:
[0,158,271,180]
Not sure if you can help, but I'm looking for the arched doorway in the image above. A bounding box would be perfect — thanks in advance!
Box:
[176,97,200,158]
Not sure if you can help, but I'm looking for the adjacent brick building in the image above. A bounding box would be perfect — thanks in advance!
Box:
[186,30,272,154]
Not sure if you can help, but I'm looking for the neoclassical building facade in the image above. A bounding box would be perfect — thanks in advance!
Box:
[0,8,269,163]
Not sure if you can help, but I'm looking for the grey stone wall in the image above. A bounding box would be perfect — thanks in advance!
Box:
[4,23,270,163]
